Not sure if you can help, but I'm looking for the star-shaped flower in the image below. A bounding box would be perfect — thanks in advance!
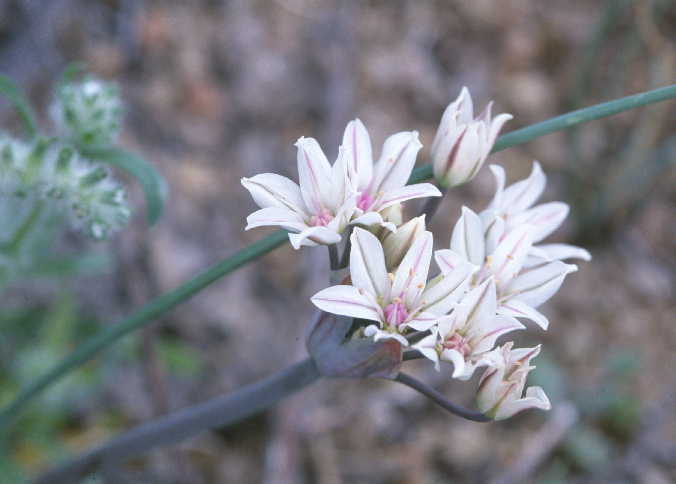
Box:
[341,119,442,231]
[311,228,473,346]
[242,136,354,249]
[481,162,592,263]
[436,206,579,330]
[413,278,524,379]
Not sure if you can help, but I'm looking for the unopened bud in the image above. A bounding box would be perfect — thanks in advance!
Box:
[431,87,512,187]
[382,215,426,270]
[476,343,550,420]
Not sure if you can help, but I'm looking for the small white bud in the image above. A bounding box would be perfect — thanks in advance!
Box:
[431,87,512,187]
[381,215,426,270]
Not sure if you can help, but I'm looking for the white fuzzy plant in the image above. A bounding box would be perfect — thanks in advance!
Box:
[0,73,137,286]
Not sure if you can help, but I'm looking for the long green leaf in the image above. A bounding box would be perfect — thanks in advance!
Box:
[83,146,167,225]
[1,84,675,430]
[0,74,38,138]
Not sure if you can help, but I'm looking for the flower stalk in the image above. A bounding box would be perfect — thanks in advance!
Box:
[34,358,320,484]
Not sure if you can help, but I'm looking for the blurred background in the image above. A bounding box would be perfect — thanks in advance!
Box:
[0,0,675,482]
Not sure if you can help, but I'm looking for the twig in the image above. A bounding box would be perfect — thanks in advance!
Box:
[393,372,491,422]
[34,358,320,484]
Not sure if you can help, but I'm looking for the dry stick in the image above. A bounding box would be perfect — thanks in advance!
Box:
[393,372,491,423]
[34,358,320,484]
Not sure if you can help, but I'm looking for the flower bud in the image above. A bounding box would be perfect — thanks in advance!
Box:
[476,343,550,420]
[381,215,426,270]
[431,87,512,187]
[51,77,123,147]
[380,202,403,226]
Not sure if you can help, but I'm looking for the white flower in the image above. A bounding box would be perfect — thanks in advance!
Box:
[481,162,591,263]
[476,343,550,420]
[413,278,524,379]
[311,228,474,346]
[436,206,579,330]
[242,137,355,249]
[431,87,512,187]
[341,119,442,231]
[381,214,426,270]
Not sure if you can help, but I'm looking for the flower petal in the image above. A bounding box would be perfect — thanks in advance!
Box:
[441,348,468,379]
[371,131,423,193]
[392,231,433,307]
[494,386,551,420]
[509,202,569,243]
[241,174,306,213]
[498,299,549,330]
[288,226,342,249]
[420,260,475,315]
[500,161,546,215]
[412,333,441,370]
[245,207,307,232]
[349,228,390,300]
[483,214,506,256]
[484,164,506,212]
[341,119,373,190]
[376,183,442,211]
[471,314,525,354]
[503,260,577,308]
[383,215,426,270]
[364,325,409,346]
[295,136,333,214]
[489,224,535,288]
[404,311,438,332]
[326,146,351,211]
[351,211,397,233]
[312,285,382,322]
[451,206,485,266]
[488,113,513,147]
[534,243,591,262]
[434,249,467,274]
[460,278,497,327]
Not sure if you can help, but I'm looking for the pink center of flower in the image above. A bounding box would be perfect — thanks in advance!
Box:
[309,208,334,227]
[384,299,409,327]
[442,333,472,356]
[357,192,375,211]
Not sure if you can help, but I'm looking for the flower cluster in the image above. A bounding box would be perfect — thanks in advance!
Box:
[0,136,130,239]
[243,87,589,420]
[51,77,123,147]
[241,119,440,249]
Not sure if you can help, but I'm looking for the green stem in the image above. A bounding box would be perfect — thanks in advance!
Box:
[1,84,675,431]
[0,230,287,431]
[34,358,320,483]
[408,84,676,184]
